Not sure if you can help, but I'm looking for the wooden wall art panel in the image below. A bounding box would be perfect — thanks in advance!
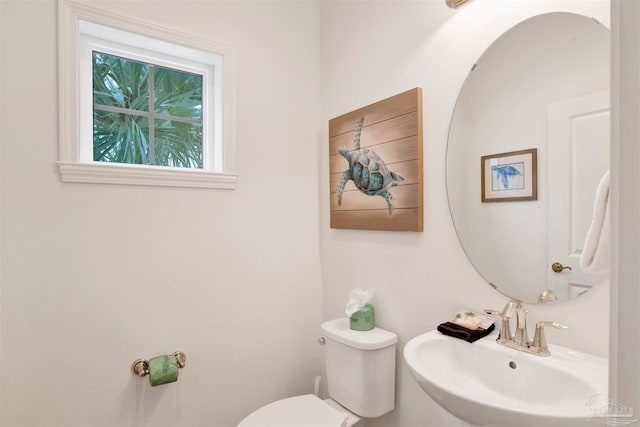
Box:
[329,88,423,231]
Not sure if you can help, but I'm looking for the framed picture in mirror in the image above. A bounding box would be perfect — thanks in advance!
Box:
[481,148,537,202]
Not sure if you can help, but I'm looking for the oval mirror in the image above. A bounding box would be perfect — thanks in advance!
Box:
[446,12,610,304]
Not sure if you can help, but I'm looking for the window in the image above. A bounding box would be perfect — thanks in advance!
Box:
[58,1,236,188]
[92,52,203,168]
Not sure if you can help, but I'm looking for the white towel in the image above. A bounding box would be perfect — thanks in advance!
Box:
[580,170,610,273]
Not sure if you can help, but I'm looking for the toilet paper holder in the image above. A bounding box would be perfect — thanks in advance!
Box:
[131,351,186,377]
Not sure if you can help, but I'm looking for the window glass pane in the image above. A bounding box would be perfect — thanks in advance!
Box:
[94,110,150,165]
[154,119,203,168]
[154,68,202,120]
[93,52,150,111]
[91,52,204,169]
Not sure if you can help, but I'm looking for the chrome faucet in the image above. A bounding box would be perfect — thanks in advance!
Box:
[513,304,530,346]
[531,321,569,356]
[485,300,517,345]
[485,301,567,356]
[538,289,558,304]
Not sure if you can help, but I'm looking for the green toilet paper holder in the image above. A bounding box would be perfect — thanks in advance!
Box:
[131,351,186,377]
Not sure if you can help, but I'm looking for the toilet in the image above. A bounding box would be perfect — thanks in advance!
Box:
[237,318,398,427]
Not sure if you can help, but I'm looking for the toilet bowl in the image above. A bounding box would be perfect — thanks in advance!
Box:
[237,394,362,427]
[237,318,398,427]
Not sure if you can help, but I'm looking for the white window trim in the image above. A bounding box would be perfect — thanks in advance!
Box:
[58,0,237,189]
[79,24,221,170]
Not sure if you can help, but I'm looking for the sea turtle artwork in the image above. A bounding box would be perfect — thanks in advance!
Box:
[336,117,405,213]
[491,164,523,190]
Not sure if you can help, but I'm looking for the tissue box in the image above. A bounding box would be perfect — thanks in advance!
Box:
[350,304,375,331]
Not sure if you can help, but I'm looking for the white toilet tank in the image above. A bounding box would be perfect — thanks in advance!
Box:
[320,318,398,418]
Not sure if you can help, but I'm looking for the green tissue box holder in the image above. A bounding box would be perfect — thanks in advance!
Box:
[350,304,375,331]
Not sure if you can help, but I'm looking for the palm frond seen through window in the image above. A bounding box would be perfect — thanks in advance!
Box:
[92,52,203,168]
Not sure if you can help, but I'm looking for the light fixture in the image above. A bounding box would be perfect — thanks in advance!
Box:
[446,0,471,8]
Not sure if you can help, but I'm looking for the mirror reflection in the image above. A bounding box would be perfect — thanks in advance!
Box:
[446,12,610,304]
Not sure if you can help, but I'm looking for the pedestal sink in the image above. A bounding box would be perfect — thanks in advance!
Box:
[404,330,608,426]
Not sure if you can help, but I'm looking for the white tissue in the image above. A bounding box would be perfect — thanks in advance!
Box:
[345,288,376,317]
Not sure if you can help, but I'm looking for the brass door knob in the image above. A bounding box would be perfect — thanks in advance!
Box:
[551,262,572,273]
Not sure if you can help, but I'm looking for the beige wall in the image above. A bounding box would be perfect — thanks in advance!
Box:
[1,1,323,426]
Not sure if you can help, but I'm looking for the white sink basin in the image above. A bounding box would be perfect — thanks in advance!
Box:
[403,330,608,426]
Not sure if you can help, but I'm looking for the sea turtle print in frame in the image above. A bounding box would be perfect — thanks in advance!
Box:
[329,88,423,232]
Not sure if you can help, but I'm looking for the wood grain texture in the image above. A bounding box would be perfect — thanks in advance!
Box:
[329,89,420,137]
[331,184,420,211]
[330,209,421,231]
[329,113,419,154]
[329,136,419,173]
[329,88,423,231]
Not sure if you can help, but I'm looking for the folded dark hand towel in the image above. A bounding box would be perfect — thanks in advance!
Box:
[437,321,495,343]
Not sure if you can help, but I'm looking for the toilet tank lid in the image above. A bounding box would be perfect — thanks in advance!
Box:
[321,318,398,350]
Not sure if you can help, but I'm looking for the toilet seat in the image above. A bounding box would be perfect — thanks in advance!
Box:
[237,394,347,427]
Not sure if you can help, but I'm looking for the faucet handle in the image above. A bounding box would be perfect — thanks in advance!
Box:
[537,321,568,329]
[484,305,516,344]
[538,289,558,304]
[484,300,519,318]
[532,321,568,356]
[484,309,502,316]
[513,305,530,346]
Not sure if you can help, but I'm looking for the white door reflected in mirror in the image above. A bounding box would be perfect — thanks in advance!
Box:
[547,91,610,300]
